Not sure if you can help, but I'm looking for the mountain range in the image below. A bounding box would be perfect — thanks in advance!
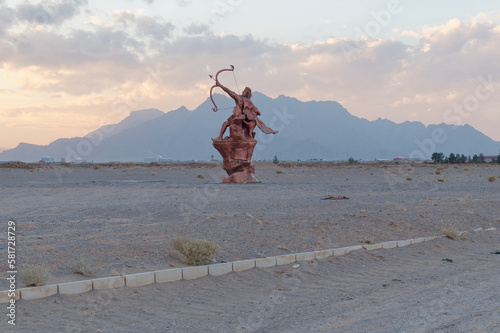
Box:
[1,92,499,162]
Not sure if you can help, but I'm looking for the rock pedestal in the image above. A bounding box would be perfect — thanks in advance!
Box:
[212,139,260,183]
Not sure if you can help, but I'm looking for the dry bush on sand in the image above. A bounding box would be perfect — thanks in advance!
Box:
[442,227,461,240]
[68,259,95,276]
[171,237,220,265]
[19,264,52,287]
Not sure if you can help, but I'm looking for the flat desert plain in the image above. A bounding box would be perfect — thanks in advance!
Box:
[1,162,499,332]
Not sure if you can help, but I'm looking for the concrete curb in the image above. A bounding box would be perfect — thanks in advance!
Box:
[363,243,383,251]
[19,285,58,300]
[0,290,19,303]
[2,227,496,303]
[314,249,333,259]
[232,259,255,272]
[92,276,124,290]
[209,263,232,276]
[182,265,208,280]
[255,256,277,268]
[124,272,155,287]
[296,252,316,261]
[276,254,296,266]
[396,239,412,248]
[58,280,93,295]
[155,268,182,283]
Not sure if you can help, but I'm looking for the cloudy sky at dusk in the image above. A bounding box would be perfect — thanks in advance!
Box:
[1,0,500,149]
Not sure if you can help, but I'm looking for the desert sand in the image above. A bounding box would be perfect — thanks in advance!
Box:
[1,162,499,332]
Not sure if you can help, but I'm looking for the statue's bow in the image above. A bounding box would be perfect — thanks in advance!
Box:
[209,65,234,112]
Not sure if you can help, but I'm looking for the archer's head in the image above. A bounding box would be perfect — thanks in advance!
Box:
[242,87,252,99]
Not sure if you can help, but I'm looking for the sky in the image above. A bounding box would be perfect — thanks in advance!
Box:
[1,0,500,149]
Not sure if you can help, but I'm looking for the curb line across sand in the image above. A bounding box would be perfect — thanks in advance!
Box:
[1,228,496,303]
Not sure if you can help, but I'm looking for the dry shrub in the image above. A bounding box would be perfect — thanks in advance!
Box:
[488,175,495,182]
[435,169,442,175]
[68,259,95,276]
[19,264,52,287]
[197,174,205,179]
[92,165,101,170]
[171,237,220,265]
[276,170,283,174]
[437,178,445,182]
[442,227,461,240]
[0,162,36,170]
[406,177,413,181]
[361,237,373,244]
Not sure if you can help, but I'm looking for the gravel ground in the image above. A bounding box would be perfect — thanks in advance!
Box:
[4,230,500,332]
[1,162,499,331]
[1,162,499,284]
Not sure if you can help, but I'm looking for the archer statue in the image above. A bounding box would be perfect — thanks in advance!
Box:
[210,65,278,142]
[209,65,278,183]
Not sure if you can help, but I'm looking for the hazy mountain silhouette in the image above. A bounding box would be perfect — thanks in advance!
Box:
[1,93,499,162]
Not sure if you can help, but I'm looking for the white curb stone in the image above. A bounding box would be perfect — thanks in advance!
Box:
[485,228,497,231]
[155,268,182,283]
[410,237,426,244]
[58,280,92,295]
[397,240,412,247]
[124,272,155,287]
[363,243,383,251]
[382,241,397,249]
[276,254,296,266]
[209,263,233,276]
[92,276,125,290]
[19,285,58,300]
[314,249,333,259]
[182,266,208,280]
[232,260,255,272]
[255,257,277,268]
[344,245,363,253]
[473,227,483,232]
[424,236,438,241]
[0,290,19,303]
[333,248,347,256]
[295,252,315,261]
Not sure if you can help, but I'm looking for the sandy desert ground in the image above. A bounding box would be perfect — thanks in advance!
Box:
[1,162,499,332]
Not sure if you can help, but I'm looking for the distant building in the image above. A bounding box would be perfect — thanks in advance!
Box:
[39,157,55,163]
[484,156,498,162]
[144,157,159,163]
[393,158,408,161]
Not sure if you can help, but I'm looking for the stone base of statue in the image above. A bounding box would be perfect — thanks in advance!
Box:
[212,139,260,183]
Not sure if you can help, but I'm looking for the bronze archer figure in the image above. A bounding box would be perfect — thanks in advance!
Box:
[209,65,277,183]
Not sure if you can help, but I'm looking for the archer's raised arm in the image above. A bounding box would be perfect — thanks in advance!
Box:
[217,81,241,104]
